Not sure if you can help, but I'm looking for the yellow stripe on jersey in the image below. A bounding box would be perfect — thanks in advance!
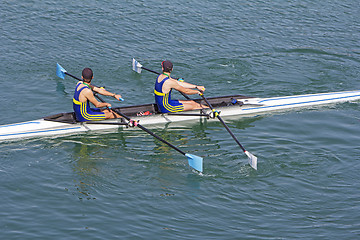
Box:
[73,98,105,120]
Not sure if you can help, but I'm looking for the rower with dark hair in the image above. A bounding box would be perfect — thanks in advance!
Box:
[73,68,122,122]
[154,60,207,113]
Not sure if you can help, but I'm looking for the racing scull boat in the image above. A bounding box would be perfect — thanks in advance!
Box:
[1,90,359,141]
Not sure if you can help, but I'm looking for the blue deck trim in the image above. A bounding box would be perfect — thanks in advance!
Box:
[243,94,360,111]
[0,126,82,137]
[258,91,360,104]
[0,121,41,129]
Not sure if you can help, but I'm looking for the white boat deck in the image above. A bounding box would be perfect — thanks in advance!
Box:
[1,90,359,141]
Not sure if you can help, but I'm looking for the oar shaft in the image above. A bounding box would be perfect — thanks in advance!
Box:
[142,66,160,75]
[200,94,246,152]
[201,91,257,170]
[94,94,187,156]
[215,113,247,152]
[64,72,104,91]
[134,122,186,155]
[65,72,81,81]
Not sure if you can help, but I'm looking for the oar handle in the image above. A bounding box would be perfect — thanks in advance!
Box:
[94,94,187,156]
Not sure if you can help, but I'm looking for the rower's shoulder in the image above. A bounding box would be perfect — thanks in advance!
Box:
[76,82,91,93]
[76,81,86,88]
[157,75,167,83]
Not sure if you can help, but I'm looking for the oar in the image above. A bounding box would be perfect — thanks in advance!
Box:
[199,91,257,170]
[56,63,124,101]
[94,94,203,172]
[56,63,203,172]
[132,58,191,100]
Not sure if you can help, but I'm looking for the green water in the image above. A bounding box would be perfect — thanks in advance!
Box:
[1,0,360,239]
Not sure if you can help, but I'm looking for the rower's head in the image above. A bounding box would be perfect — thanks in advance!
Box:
[82,68,93,83]
[161,60,173,73]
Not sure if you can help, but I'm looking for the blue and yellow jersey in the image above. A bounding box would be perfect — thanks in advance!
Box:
[154,75,184,113]
[73,83,106,122]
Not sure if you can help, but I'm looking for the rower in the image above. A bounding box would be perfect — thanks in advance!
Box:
[73,68,122,122]
[154,60,207,113]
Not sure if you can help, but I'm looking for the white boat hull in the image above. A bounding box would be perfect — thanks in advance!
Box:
[1,90,359,141]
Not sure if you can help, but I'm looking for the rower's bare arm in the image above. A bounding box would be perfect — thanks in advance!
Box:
[177,81,195,88]
[85,90,111,108]
[177,81,205,92]
[93,86,122,101]
[169,80,200,95]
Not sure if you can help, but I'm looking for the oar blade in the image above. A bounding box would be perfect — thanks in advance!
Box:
[56,63,67,79]
[132,58,142,73]
[185,153,203,172]
[245,151,257,170]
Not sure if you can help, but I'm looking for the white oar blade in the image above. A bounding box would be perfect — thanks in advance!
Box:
[245,151,257,170]
[56,63,67,79]
[132,58,142,73]
[185,153,203,172]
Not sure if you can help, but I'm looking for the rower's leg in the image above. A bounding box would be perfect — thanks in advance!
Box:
[180,100,208,111]
[103,109,121,119]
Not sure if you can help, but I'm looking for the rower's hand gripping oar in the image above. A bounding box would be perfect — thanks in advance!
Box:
[94,94,203,172]
[198,90,258,170]
[56,63,124,101]
[56,63,203,172]
[132,58,191,100]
